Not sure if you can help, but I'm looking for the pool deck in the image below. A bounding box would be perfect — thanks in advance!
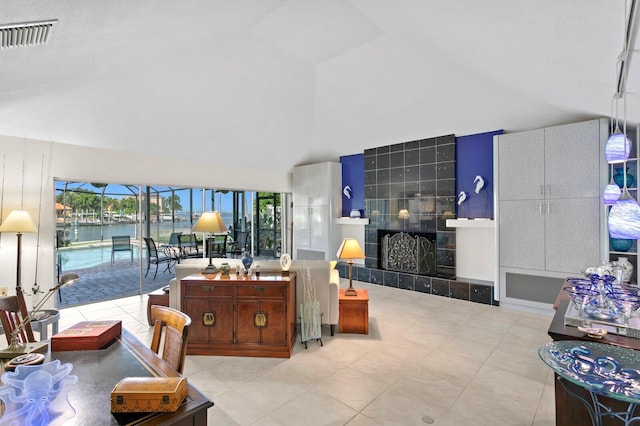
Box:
[56,249,273,308]
[57,257,174,308]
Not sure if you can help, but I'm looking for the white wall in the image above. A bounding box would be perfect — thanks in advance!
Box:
[0,135,293,308]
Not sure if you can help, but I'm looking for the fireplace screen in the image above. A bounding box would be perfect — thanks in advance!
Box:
[379,230,436,276]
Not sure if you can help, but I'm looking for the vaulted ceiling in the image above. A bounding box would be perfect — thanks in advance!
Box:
[0,1,638,172]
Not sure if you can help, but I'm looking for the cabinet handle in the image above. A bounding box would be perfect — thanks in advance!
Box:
[547,184,551,197]
[540,185,544,197]
[254,312,267,327]
[202,285,215,291]
[547,202,550,214]
[539,203,543,214]
[203,312,216,326]
[254,286,266,292]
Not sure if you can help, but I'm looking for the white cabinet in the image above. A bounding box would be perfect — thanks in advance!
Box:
[293,162,341,260]
[495,118,609,311]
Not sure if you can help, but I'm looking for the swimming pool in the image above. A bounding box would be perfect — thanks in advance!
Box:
[57,246,141,271]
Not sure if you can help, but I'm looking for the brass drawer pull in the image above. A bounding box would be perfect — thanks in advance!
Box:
[203,312,216,326]
[254,286,266,292]
[202,285,215,291]
[254,312,267,327]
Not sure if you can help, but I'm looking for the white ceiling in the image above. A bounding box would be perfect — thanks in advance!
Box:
[0,0,638,173]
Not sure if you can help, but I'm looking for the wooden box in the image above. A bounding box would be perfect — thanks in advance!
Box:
[51,320,122,351]
[111,377,188,413]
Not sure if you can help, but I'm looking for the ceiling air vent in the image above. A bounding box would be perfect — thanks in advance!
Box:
[0,19,57,49]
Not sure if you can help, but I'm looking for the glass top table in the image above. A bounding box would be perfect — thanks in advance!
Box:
[539,341,640,425]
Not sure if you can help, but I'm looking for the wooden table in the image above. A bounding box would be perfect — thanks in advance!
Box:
[0,328,213,425]
[548,282,640,425]
[147,287,170,325]
[339,289,369,334]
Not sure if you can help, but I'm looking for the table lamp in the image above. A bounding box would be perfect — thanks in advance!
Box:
[2,273,80,355]
[337,238,365,296]
[0,210,37,294]
[193,211,227,275]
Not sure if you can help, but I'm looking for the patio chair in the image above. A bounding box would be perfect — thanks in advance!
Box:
[111,235,133,264]
[179,233,200,258]
[228,231,249,258]
[206,234,228,258]
[143,237,179,279]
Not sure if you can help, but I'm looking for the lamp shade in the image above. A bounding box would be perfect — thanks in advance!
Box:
[193,211,227,234]
[336,238,365,260]
[398,209,410,220]
[0,210,37,233]
[603,183,622,205]
[605,127,632,164]
[608,189,640,239]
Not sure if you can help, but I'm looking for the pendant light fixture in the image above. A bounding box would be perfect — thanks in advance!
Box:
[605,113,632,164]
[604,163,622,205]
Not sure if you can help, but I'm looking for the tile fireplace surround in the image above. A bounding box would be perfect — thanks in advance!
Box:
[347,134,497,306]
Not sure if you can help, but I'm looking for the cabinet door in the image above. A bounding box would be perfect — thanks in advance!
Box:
[545,120,601,199]
[499,200,545,270]
[236,299,262,344]
[497,129,545,201]
[184,299,211,344]
[208,298,235,344]
[260,299,287,346]
[545,197,601,273]
[293,206,311,249]
[309,205,329,250]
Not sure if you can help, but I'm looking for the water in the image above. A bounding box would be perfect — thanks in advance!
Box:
[58,246,142,271]
[58,214,235,243]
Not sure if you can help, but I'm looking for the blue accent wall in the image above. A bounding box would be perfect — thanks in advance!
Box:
[340,153,364,217]
[455,130,503,219]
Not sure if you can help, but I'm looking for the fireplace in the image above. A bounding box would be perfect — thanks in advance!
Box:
[378,230,437,276]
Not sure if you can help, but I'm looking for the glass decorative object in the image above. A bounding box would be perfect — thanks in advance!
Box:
[0,360,78,425]
[279,253,292,273]
[605,128,632,164]
[608,189,640,239]
[241,252,253,272]
[610,238,634,252]
[614,167,635,188]
[616,257,634,283]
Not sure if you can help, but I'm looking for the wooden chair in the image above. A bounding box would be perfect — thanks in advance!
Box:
[143,237,178,279]
[111,235,133,264]
[0,295,35,346]
[150,305,191,374]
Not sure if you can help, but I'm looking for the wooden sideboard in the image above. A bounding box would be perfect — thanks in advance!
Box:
[181,272,297,358]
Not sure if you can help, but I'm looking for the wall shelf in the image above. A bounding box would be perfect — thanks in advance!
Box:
[336,217,369,225]
[446,219,494,229]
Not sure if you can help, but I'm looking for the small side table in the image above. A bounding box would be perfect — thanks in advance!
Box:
[147,288,170,326]
[339,289,369,334]
[31,309,60,340]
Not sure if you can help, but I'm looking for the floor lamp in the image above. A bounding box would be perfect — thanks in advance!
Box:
[337,238,365,296]
[193,211,227,276]
[0,210,38,342]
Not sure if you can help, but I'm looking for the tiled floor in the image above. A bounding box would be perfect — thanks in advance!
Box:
[56,279,556,426]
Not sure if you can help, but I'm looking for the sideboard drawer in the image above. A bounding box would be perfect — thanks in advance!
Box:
[183,283,233,297]
[236,285,285,298]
